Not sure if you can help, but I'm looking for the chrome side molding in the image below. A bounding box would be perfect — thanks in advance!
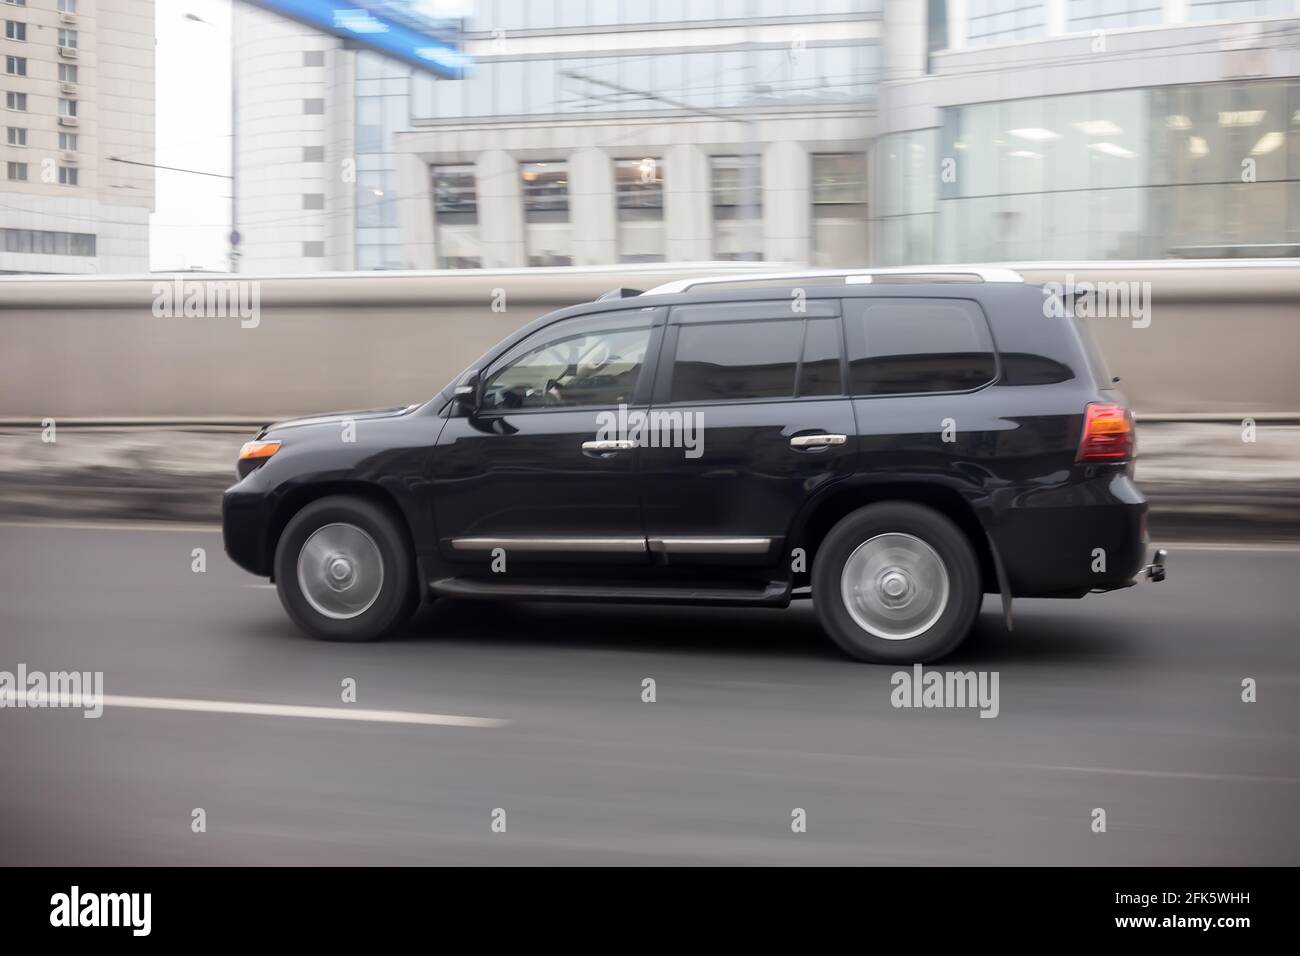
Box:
[450,537,646,553]
[649,537,771,555]
[449,536,773,555]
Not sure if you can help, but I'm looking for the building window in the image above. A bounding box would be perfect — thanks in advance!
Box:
[302,145,324,162]
[966,0,1044,46]
[520,161,573,267]
[614,157,665,263]
[58,97,76,116]
[615,158,663,218]
[711,155,763,261]
[1188,0,1292,20]
[57,131,75,150]
[4,56,25,76]
[303,50,324,66]
[303,98,324,114]
[57,165,76,185]
[521,161,568,219]
[302,241,325,258]
[812,153,868,267]
[302,193,324,210]
[58,0,76,11]
[5,125,23,145]
[432,163,481,269]
[433,164,477,220]
[1067,0,1161,31]
[6,160,26,180]
[4,20,24,40]
[58,63,77,83]
[56,28,76,48]
[3,227,95,255]
[5,90,24,110]
[415,43,882,122]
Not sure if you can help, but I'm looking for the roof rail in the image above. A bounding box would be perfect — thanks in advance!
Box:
[595,287,644,301]
[642,266,1024,296]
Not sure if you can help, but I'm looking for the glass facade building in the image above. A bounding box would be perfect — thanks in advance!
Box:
[411,44,880,121]
[965,0,1045,46]
[874,77,1300,264]
[355,51,410,270]
[230,0,1300,272]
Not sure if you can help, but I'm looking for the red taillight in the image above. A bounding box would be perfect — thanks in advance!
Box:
[1077,403,1134,462]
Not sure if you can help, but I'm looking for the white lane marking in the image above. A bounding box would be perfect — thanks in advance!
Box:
[1027,762,1300,785]
[1,691,507,728]
[0,520,220,533]
[715,747,1300,787]
[244,583,276,589]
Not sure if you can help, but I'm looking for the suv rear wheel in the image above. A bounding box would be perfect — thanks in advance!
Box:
[813,502,981,663]
[274,495,418,642]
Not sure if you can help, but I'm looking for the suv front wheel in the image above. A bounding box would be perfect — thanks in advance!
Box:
[274,495,418,642]
[813,502,981,663]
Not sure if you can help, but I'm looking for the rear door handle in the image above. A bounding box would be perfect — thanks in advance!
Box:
[790,433,847,449]
[582,439,637,453]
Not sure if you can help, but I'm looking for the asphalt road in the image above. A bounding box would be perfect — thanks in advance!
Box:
[0,522,1296,866]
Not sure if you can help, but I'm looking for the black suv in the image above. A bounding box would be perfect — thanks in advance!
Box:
[223,268,1164,663]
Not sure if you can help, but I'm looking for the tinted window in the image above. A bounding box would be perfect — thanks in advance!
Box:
[845,299,995,395]
[671,320,802,402]
[483,318,652,411]
[798,318,843,397]
[999,352,1073,386]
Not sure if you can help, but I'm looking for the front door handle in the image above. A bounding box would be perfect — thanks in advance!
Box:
[582,439,638,453]
[790,433,847,449]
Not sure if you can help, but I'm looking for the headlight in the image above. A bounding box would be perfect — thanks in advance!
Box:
[237,439,280,478]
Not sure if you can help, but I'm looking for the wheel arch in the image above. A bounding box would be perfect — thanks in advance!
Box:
[791,480,997,595]
[265,480,420,588]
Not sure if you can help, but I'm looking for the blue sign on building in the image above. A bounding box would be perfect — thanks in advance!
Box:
[245,1,471,77]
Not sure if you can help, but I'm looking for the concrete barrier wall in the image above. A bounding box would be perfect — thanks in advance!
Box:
[1,261,1296,418]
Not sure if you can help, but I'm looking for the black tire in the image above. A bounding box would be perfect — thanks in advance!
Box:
[812,502,981,663]
[273,495,418,642]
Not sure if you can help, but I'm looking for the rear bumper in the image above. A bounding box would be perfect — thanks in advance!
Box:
[990,471,1147,598]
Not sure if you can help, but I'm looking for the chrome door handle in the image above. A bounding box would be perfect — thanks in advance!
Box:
[790,433,847,449]
[582,439,637,452]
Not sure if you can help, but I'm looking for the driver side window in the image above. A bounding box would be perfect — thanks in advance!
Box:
[481,318,653,411]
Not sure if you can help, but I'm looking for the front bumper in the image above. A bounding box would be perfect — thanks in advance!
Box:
[222,482,276,578]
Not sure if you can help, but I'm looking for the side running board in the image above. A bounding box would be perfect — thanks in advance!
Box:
[429,577,790,607]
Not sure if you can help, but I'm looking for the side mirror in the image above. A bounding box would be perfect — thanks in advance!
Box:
[453,369,481,414]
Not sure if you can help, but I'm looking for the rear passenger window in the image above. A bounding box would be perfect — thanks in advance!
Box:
[844,298,995,396]
[671,320,802,402]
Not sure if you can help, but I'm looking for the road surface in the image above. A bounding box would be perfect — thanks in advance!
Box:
[0,522,1296,865]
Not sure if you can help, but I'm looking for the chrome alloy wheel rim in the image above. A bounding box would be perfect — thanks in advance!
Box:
[840,533,949,640]
[296,523,384,620]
